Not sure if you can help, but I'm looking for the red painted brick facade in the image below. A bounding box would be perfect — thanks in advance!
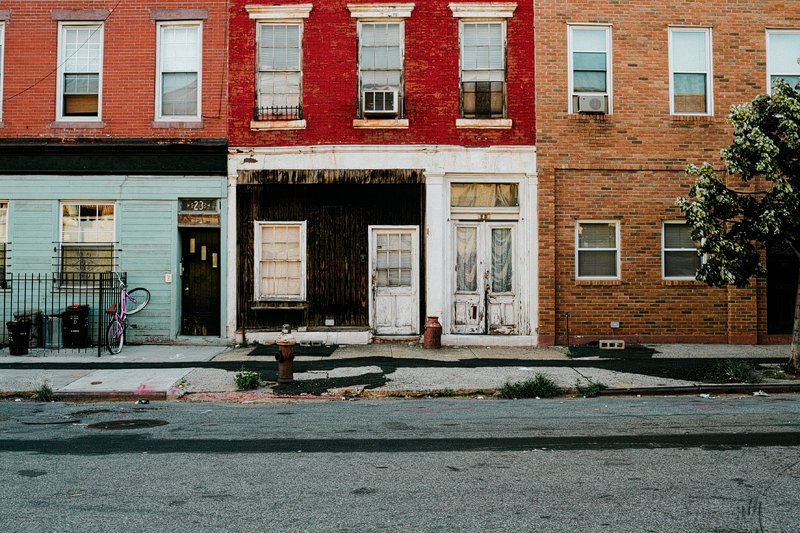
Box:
[0,1,227,140]
[534,0,799,345]
[228,0,534,147]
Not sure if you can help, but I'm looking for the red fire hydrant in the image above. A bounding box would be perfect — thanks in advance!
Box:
[275,324,296,384]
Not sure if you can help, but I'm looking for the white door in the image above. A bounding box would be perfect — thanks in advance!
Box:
[369,227,419,335]
[452,222,517,335]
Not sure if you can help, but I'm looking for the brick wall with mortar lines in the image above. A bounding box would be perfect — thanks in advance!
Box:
[228,0,534,147]
[0,1,227,139]
[535,0,800,345]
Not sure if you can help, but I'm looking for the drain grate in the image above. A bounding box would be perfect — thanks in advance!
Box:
[87,419,168,430]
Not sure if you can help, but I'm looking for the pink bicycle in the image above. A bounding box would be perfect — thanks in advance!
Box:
[106,274,150,354]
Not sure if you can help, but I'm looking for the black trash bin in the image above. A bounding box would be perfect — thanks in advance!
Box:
[7,317,32,356]
[62,305,90,349]
[14,310,42,348]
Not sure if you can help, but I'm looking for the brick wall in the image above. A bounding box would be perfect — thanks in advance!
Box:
[534,0,800,345]
[228,0,534,147]
[0,1,227,140]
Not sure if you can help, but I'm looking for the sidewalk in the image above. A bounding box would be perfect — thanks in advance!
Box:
[0,342,795,401]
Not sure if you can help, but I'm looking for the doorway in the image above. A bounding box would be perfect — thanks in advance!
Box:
[767,243,798,335]
[180,228,221,336]
[369,226,420,335]
[452,221,517,334]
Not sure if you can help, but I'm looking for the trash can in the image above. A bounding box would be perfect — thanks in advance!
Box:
[62,304,90,349]
[14,310,42,348]
[45,314,63,350]
[7,317,31,356]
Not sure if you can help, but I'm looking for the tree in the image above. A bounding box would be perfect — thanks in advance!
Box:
[677,80,800,372]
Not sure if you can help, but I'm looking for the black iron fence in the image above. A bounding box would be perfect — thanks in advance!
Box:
[254,104,303,121]
[0,272,123,356]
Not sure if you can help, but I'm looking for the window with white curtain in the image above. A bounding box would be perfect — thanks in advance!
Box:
[60,203,115,281]
[460,22,506,118]
[576,222,619,279]
[257,24,302,120]
[255,221,306,300]
[669,28,712,115]
[663,222,702,279]
[58,23,103,119]
[157,22,202,120]
[767,30,800,93]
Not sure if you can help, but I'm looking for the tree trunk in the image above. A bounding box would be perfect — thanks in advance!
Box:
[790,266,800,374]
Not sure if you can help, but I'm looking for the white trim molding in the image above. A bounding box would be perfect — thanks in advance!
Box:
[245,4,313,21]
[347,3,415,19]
[353,118,409,129]
[251,119,307,131]
[456,118,512,129]
[449,2,516,18]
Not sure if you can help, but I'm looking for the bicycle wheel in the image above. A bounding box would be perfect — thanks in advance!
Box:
[126,288,151,315]
[106,319,125,354]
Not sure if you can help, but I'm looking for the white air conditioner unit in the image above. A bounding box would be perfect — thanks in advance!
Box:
[363,89,399,116]
[577,95,608,114]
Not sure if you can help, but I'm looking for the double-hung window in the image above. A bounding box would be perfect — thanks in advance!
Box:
[663,222,702,279]
[254,221,306,301]
[0,201,7,279]
[767,30,800,93]
[568,25,611,114]
[156,22,202,121]
[0,22,5,120]
[450,3,515,124]
[257,24,302,120]
[57,23,103,120]
[576,222,620,279]
[669,28,712,115]
[60,203,115,284]
[358,22,403,118]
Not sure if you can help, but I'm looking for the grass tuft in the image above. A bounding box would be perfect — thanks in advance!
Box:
[34,382,54,402]
[499,373,563,399]
[234,367,262,391]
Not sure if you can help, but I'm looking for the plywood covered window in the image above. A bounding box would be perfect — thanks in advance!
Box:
[58,23,103,119]
[576,221,619,279]
[255,221,306,300]
[669,28,712,115]
[767,30,800,93]
[60,203,115,280]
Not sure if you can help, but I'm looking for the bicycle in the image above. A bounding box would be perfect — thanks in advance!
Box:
[106,273,150,354]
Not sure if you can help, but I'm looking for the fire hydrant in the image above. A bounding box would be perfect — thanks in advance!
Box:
[275,324,296,384]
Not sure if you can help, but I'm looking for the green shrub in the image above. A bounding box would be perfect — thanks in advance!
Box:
[34,382,54,402]
[711,359,759,384]
[575,378,608,398]
[500,373,563,399]
[234,368,261,391]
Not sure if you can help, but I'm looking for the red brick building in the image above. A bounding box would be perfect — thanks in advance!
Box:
[227,1,537,345]
[0,1,230,343]
[534,0,800,345]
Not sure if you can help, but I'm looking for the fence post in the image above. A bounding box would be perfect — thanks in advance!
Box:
[97,272,104,357]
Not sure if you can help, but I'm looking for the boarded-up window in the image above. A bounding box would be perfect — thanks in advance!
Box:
[256,222,306,300]
[577,222,619,278]
[663,223,701,279]
[670,28,711,114]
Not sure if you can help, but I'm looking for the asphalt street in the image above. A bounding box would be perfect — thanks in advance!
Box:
[1,396,799,532]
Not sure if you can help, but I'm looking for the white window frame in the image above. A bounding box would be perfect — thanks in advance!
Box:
[567,24,612,114]
[458,20,508,119]
[766,29,800,94]
[662,221,703,280]
[253,221,307,301]
[56,22,104,122]
[0,201,8,278]
[59,202,116,277]
[256,22,304,120]
[155,21,203,122]
[356,20,405,119]
[0,23,5,120]
[575,220,621,280]
[668,27,713,116]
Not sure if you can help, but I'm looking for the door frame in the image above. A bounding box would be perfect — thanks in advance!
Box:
[179,226,222,336]
[367,225,420,335]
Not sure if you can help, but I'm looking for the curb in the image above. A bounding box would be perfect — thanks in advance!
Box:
[598,383,800,397]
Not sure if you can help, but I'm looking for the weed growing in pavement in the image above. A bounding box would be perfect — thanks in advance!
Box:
[499,373,563,399]
[574,378,608,398]
[34,382,54,402]
[762,365,800,381]
[709,359,760,384]
[438,389,455,397]
[234,367,261,391]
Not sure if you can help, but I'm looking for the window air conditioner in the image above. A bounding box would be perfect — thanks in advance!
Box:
[577,95,608,114]
[363,89,399,116]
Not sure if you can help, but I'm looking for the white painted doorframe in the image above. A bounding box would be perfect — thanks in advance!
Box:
[368,225,420,335]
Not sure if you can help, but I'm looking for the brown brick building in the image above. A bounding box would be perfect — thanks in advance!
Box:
[534,0,800,345]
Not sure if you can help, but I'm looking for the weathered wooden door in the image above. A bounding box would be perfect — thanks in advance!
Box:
[369,226,419,335]
[181,228,221,336]
[452,222,516,335]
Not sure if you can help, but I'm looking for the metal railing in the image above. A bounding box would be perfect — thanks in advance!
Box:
[0,272,123,356]
[254,104,303,121]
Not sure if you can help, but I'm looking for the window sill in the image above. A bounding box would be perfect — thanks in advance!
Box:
[662,279,705,286]
[456,118,512,129]
[568,113,611,121]
[352,118,409,129]
[670,115,718,123]
[250,119,307,131]
[250,300,308,310]
[575,279,622,286]
[51,121,106,129]
[151,120,205,129]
